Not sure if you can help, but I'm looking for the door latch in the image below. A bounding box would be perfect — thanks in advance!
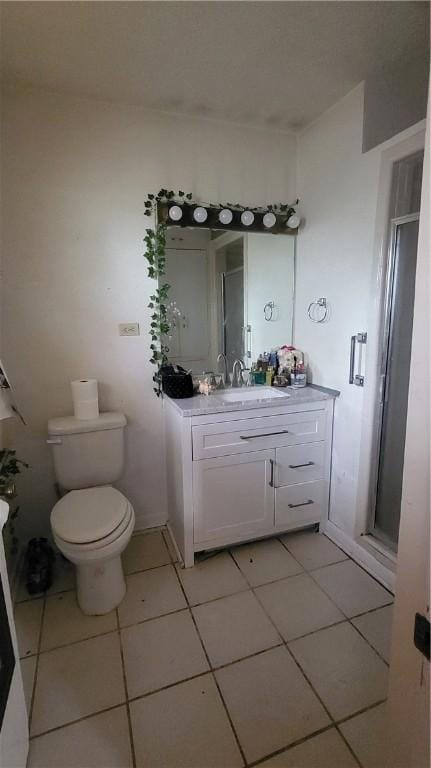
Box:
[414,613,430,661]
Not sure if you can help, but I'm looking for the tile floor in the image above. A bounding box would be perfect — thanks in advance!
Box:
[15,527,394,768]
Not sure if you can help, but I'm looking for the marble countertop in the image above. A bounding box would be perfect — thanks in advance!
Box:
[164,383,340,418]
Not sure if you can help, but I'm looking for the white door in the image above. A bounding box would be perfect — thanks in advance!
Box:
[384,97,429,768]
[193,449,275,546]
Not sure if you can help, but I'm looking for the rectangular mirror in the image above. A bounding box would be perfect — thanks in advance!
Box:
[163,227,295,375]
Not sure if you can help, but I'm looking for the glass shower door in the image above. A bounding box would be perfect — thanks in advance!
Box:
[373,216,420,548]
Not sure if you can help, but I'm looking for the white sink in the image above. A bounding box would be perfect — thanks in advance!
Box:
[219,387,290,402]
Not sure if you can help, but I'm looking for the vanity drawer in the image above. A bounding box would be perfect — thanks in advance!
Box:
[275,442,326,487]
[192,410,327,460]
[275,480,327,528]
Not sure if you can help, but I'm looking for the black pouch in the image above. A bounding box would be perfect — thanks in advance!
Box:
[160,365,194,399]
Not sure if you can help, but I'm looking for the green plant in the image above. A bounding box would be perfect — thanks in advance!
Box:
[0,449,29,557]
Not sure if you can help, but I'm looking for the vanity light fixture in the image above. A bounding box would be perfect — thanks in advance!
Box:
[241,210,255,227]
[286,212,300,229]
[168,205,183,222]
[193,206,208,223]
[152,189,300,237]
[218,208,233,225]
[263,212,276,229]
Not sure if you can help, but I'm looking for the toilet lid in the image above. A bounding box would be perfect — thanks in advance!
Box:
[51,487,130,544]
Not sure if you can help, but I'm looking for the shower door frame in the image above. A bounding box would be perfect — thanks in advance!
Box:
[368,212,420,549]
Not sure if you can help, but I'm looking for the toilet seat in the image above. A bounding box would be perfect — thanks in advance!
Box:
[51,486,130,546]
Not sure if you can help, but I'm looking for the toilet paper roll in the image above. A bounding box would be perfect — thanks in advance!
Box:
[71,379,99,420]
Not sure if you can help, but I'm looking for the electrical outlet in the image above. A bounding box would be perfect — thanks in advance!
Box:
[118,323,140,336]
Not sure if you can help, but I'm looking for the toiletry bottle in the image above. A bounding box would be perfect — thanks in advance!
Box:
[291,360,307,388]
[266,366,274,386]
[290,356,298,386]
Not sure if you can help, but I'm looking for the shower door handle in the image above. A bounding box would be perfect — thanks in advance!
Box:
[349,335,356,384]
[243,325,252,359]
[349,332,367,386]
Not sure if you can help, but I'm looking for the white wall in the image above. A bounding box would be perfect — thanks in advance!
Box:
[363,47,429,151]
[294,83,425,540]
[295,85,379,537]
[0,83,297,538]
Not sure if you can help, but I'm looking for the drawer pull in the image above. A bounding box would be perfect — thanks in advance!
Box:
[288,461,315,469]
[240,430,289,440]
[288,499,314,509]
[269,458,275,487]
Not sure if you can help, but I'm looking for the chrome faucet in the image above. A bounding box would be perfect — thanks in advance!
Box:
[217,353,229,386]
[231,359,245,388]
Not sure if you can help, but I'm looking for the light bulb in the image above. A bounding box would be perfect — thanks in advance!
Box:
[193,206,208,223]
[263,212,276,229]
[287,213,300,229]
[219,208,233,225]
[168,205,183,222]
[241,210,254,226]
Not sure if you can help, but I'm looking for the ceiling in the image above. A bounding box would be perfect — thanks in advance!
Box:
[1,1,429,132]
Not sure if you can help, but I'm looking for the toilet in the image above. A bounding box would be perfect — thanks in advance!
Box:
[47,412,135,615]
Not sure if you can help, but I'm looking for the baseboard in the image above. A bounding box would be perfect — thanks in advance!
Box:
[166,522,184,566]
[322,520,396,593]
[133,513,168,532]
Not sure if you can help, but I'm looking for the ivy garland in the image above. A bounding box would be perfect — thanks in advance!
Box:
[143,190,195,395]
[142,189,298,396]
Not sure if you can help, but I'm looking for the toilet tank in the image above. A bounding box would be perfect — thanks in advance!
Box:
[47,412,127,490]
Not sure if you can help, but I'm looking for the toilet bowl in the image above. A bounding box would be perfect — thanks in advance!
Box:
[51,486,135,615]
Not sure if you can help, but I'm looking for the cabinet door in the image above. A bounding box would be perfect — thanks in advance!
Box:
[194,450,275,546]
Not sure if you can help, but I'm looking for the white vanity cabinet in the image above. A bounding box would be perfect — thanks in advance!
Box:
[164,388,337,567]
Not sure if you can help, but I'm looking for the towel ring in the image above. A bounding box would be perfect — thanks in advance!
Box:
[264,301,275,322]
[307,298,328,323]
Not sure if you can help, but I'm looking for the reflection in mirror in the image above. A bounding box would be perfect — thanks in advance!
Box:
[162,227,295,376]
